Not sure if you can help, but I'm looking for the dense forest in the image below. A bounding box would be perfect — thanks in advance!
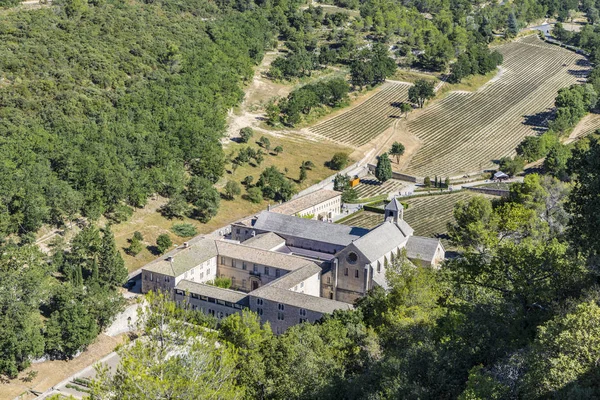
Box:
[3,0,600,397]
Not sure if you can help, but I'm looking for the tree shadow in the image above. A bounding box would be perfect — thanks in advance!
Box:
[522,109,554,130]
[147,245,162,256]
[576,58,592,67]
[568,69,589,79]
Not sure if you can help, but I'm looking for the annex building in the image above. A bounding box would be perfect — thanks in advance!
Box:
[141,197,444,334]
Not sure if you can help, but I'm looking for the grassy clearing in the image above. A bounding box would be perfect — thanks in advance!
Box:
[112,132,351,272]
[391,69,440,84]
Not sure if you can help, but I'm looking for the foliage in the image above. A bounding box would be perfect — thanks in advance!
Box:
[256,166,297,202]
[126,236,143,256]
[329,152,350,170]
[449,43,503,84]
[186,177,220,223]
[333,174,350,191]
[498,156,525,176]
[212,277,232,289]
[246,187,264,204]
[0,0,273,240]
[159,194,190,220]
[224,180,242,200]
[389,142,405,163]
[342,188,358,203]
[375,153,393,183]
[92,292,238,398]
[350,44,397,88]
[239,127,254,143]
[171,223,197,238]
[408,79,436,108]
[156,234,173,254]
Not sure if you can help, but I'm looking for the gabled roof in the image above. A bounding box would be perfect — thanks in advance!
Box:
[243,232,286,251]
[175,280,248,304]
[215,240,316,272]
[351,220,409,262]
[385,198,402,212]
[142,239,218,277]
[252,211,369,246]
[405,236,443,264]
[250,286,353,314]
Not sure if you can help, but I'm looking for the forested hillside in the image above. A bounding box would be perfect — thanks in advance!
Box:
[0,0,275,238]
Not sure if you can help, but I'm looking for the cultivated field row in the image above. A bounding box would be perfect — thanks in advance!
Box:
[338,211,384,230]
[354,178,405,199]
[404,35,589,177]
[310,83,411,146]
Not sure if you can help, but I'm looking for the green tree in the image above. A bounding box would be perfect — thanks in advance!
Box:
[329,152,350,170]
[159,194,189,220]
[400,102,412,118]
[408,80,436,108]
[186,177,220,223]
[224,180,241,200]
[246,187,263,204]
[299,166,307,183]
[127,236,143,256]
[342,188,358,203]
[333,174,350,192]
[520,301,600,398]
[156,234,173,254]
[259,136,271,150]
[273,145,283,155]
[219,310,273,399]
[45,286,99,359]
[98,226,127,288]
[239,127,254,143]
[389,142,405,163]
[424,176,431,187]
[506,13,519,38]
[92,292,239,398]
[375,153,393,183]
[498,156,525,176]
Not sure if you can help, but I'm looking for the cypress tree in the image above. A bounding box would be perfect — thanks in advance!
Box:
[375,153,393,183]
[99,226,127,288]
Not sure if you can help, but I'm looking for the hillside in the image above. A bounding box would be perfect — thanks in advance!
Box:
[0,0,273,237]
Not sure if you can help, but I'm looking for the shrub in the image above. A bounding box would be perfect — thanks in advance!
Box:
[329,152,349,170]
[213,277,231,289]
[133,231,143,241]
[156,234,173,254]
[224,180,241,200]
[247,187,263,203]
[239,127,254,143]
[127,236,143,256]
[172,223,197,237]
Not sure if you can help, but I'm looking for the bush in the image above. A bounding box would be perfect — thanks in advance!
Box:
[329,152,350,170]
[224,180,241,200]
[172,223,197,237]
[213,277,231,289]
[239,127,254,143]
[133,231,143,241]
[156,234,173,254]
[106,204,133,223]
[127,236,143,256]
[247,187,263,203]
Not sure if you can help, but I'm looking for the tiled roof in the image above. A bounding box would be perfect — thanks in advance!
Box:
[352,220,409,262]
[243,232,286,251]
[268,264,322,290]
[252,211,369,246]
[175,280,248,304]
[270,190,341,216]
[215,240,315,271]
[385,198,402,211]
[405,236,443,264]
[251,286,353,314]
[142,239,218,277]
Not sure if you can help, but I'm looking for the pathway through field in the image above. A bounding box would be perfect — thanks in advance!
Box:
[403,35,590,177]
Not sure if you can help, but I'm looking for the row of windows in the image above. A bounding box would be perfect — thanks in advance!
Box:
[144,273,171,283]
[221,257,282,277]
[343,268,361,278]
[176,291,243,310]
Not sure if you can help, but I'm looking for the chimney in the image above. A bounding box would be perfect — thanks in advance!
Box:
[183,242,189,248]
[166,256,174,262]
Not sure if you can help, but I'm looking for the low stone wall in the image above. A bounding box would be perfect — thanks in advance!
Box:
[465,187,510,197]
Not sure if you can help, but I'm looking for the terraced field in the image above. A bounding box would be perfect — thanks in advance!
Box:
[404,35,590,177]
[339,191,499,238]
[354,178,405,199]
[568,114,600,142]
[310,83,411,146]
[402,191,496,237]
[338,211,384,229]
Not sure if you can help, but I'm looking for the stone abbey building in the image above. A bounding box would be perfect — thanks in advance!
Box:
[141,198,444,334]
